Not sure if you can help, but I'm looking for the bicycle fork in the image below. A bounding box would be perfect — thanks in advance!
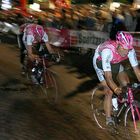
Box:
[128,88,140,133]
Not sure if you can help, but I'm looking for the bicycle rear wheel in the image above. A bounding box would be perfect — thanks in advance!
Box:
[91,86,106,129]
[41,69,58,104]
[124,101,140,139]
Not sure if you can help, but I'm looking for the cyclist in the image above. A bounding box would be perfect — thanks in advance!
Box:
[22,22,56,84]
[93,31,140,129]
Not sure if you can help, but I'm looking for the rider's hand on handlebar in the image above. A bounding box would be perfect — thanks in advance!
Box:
[114,87,122,95]
[51,53,61,63]
[29,54,39,61]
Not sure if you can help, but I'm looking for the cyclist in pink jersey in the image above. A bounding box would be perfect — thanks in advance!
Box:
[18,16,38,74]
[93,31,140,129]
[23,23,55,61]
[22,22,58,84]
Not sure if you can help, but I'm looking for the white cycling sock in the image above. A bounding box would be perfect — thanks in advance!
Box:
[106,117,115,125]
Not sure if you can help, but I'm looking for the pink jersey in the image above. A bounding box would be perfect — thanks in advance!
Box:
[25,24,45,44]
[98,40,128,64]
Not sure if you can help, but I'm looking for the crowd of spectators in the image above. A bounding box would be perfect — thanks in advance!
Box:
[0,4,140,36]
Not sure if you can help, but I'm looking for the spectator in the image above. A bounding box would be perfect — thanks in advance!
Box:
[135,9,140,32]
[110,10,127,40]
[123,8,134,31]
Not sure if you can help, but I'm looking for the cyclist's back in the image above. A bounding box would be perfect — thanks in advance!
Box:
[23,23,48,47]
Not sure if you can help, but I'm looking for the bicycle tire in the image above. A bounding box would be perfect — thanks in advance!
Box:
[91,86,106,129]
[124,100,140,139]
[40,69,58,104]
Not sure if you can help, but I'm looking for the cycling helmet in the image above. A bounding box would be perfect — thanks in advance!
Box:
[116,31,133,50]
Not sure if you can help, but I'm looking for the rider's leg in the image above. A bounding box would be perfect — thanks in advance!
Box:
[20,45,26,65]
[18,34,26,74]
[100,80,114,124]
[20,35,26,64]
[117,70,130,87]
[104,92,114,124]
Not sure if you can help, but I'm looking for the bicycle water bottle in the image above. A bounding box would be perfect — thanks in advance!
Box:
[112,97,118,111]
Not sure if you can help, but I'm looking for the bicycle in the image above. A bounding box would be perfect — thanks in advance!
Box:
[24,44,61,104]
[91,83,140,139]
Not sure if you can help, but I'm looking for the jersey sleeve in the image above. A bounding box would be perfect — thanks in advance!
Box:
[128,49,139,67]
[42,32,49,43]
[101,49,113,71]
[26,35,34,46]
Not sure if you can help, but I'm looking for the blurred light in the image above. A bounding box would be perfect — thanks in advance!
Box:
[2,0,10,4]
[49,2,55,9]
[137,4,140,8]
[29,3,41,12]
[1,0,12,10]
[4,22,13,27]
[110,2,120,11]
[1,4,12,10]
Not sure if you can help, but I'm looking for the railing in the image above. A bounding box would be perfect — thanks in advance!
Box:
[1,22,140,60]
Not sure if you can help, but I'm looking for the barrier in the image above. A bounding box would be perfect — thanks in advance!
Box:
[47,28,109,49]
[70,30,109,49]
[36,28,140,61]
[48,29,140,57]
[1,23,140,60]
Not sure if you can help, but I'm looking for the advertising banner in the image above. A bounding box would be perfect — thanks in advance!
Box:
[70,30,109,49]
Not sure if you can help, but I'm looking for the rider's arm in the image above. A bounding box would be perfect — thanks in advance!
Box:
[104,71,121,94]
[93,50,105,82]
[43,32,60,62]
[101,49,121,94]
[45,42,55,54]
[42,32,55,54]
[128,49,140,81]
[27,45,33,57]
[26,35,35,60]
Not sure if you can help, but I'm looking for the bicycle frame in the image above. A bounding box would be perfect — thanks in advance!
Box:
[24,43,59,103]
[127,87,140,132]
[91,83,140,138]
[116,86,140,133]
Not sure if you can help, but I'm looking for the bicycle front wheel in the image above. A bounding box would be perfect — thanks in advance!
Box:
[91,86,106,129]
[41,69,58,104]
[124,101,140,139]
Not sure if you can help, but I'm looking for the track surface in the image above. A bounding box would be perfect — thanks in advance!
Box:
[0,43,139,140]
